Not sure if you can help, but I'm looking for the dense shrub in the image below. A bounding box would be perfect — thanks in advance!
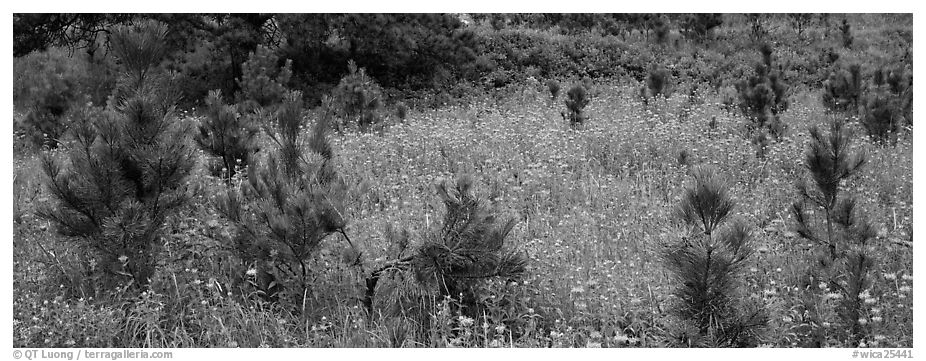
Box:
[546,79,561,100]
[640,66,672,105]
[563,84,590,128]
[822,63,862,114]
[736,43,789,138]
[679,14,723,42]
[792,119,873,346]
[13,48,91,148]
[661,167,766,346]
[363,175,526,318]
[328,61,387,132]
[214,91,350,305]
[37,21,195,290]
[194,90,260,181]
[236,45,293,113]
[861,64,912,142]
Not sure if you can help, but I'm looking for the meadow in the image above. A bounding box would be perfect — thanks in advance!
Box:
[12,14,913,348]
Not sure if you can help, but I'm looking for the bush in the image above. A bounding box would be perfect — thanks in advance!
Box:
[640,66,671,105]
[792,119,874,346]
[680,14,723,42]
[363,175,526,319]
[328,60,387,132]
[661,167,767,346]
[37,22,196,289]
[563,84,590,128]
[840,18,853,49]
[822,63,862,114]
[236,45,293,113]
[194,90,260,181]
[546,79,561,100]
[862,64,912,142]
[214,91,350,305]
[13,48,89,149]
[39,80,194,287]
[736,43,789,138]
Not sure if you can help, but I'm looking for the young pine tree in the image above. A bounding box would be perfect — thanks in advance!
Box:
[661,167,766,347]
[194,90,260,181]
[736,43,789,139]
[862,65,912,143]
[38,21,196,289]
[640,66,671,106]
[792,118,874,346]
[822,63,862,115]
[215,91,350,304]
[329,60,386,133]
[363,175,527,317]
[235,45,293,113]
[563,84,590,129]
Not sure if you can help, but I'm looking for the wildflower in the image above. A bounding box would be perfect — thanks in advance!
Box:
[901,274,913,281]
[899,285,911,293]
[614,334,629,344]
[495,325,506,334]
[459,316,475,327]
[246,268,257,277]
[858,318,868,326]
[883,272,897,280]
[872,316,883,323]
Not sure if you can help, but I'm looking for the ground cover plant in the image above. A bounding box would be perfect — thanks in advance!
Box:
[13,13,912,348]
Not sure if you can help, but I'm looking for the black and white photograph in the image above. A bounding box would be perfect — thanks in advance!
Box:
[9,10,916,353]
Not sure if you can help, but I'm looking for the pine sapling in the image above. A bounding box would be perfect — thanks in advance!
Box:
[215,91,352,305]
[235,45,293,113]
[792,118,874,346]
[563,84,590,129]
[363,175,526,318]
[194,90,260,181]
[38,21,195,290]
[661,167,766,346]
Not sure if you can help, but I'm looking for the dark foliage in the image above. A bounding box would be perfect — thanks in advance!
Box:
[214,91,349,304]
[680,14,723,41]
[194,90,260,181]
[564,84,590,128]
[363,176,526,318]
[839,18,853,49]
[662,167,766,346]
[641,66,671,105]
[822,63,862,115]
[736,43,789,138]
[235,45,293,113]
[328,60,386,133]
[792,119,874,346]
[862,65,912,143]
